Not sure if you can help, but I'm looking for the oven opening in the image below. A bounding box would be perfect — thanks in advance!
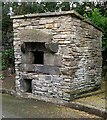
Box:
[23,79,32,93]
[33,51,44,64]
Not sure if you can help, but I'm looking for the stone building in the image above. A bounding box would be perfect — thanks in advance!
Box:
[11,10,102,103]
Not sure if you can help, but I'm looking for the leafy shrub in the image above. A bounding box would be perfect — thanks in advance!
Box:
[2,48,14,70]
[84,8,107,50]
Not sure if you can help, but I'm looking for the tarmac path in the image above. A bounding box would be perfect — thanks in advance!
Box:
[1,94,101,118]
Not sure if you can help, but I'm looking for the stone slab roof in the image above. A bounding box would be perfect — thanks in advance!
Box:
[11,10,102,32]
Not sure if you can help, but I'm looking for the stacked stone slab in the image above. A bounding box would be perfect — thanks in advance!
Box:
[11,10,102,103]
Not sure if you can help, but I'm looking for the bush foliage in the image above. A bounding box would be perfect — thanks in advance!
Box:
[2,48,14,70]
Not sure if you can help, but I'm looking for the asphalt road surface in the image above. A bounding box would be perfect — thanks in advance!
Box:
[2,94,101,118]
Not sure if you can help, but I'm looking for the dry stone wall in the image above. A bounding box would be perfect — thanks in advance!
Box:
[11,11,102,103]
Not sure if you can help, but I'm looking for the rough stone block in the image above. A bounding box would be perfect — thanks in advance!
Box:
[45,75,51,80]
[34,65,61,75]
[39,19,46,24]
[45,24,53,29]
[54,23,60,28]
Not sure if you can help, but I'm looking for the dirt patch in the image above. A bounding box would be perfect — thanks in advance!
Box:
[2,70,16,90]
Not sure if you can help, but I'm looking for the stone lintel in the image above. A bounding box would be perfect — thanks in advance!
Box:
[21,64,61,75]
[20,29,52,43]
